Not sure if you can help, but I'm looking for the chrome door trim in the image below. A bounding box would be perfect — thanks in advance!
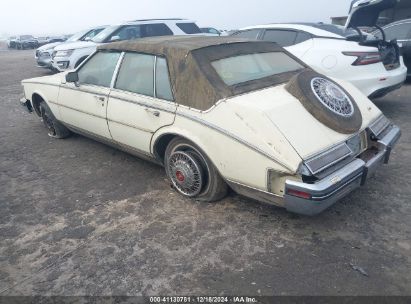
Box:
[63,122,159,164]
[49,100,106,119]
[110,52,125,89]
[60,83,108,97]
[109,89,177,113]
[175,111,294,172]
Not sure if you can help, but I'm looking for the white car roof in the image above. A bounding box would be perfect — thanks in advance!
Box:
[117,19,196,26]
[240,24,344,39]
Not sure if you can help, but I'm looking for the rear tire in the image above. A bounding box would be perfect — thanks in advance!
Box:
[165,138,228,202]
[39,101,70,139]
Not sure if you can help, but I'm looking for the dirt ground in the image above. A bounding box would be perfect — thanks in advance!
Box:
[0,49,410,296]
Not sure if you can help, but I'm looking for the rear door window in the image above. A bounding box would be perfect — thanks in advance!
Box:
[155,57,173,101]
[231,30,261,40]
[108,25,142,42]
[176,23,202,34]
[115,53,155,97]
[143,24,173,37]
[262,30,298,47]
[78,51,121,87]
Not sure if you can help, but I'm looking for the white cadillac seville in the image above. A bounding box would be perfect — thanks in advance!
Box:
[20,36,401,215]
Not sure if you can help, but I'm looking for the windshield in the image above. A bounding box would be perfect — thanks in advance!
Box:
[21,35,33,40]
[66,30,89,42]
[92,26,120,43]
[211,52,303,86]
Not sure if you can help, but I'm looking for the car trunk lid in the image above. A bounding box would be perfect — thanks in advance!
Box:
[226,83,382,160]
[346,0,401,70]
[346,0,398,28]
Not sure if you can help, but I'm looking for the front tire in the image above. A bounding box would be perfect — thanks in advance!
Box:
[39,101,70,139]
[165,138,228,202]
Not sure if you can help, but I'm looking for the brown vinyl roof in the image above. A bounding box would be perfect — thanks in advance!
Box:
[98,36,254,55]
[97,36,304,111]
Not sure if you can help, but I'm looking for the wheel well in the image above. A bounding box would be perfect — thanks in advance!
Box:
[31,93,44,116]
[153,134,177,164]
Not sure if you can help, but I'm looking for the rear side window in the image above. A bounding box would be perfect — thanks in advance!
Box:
[78,51,121,87]
[108,25,142,42]
[155,57,173,101]
[231,30,261,40]
[176,23,202,34]
[295,32,312,44]
[262,30,298,47]
[143,24,173,37]
[115,53,155,97]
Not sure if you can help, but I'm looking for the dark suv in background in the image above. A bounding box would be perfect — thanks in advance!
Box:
[374,19,411,76]
[15,35,39,49]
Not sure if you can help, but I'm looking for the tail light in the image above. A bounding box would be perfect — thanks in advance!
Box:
[343,51,382,66]
[286,189,312,200]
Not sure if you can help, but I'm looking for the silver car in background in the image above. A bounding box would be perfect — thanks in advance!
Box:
[35,26,106,70]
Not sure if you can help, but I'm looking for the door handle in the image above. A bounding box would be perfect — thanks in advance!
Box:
[145,108,160,117]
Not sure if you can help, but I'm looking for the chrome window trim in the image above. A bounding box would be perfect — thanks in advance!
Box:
[110,52,125,89]
[153,56,157,98]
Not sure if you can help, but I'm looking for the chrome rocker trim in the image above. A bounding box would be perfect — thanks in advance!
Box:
[284,125,401,216]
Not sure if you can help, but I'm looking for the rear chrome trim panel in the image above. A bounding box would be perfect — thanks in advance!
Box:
[305,143,353,175]
[369,115,390,138]
[283,125,401,216]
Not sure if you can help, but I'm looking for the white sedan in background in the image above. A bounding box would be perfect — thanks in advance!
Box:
[232,23,407,98]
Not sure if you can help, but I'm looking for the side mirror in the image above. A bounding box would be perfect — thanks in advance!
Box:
[110,35,121,42]
[84,37,91,41]
[66,71,79,83]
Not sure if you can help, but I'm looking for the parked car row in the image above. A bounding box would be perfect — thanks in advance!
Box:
[32,19,205,72]
[7,35,67,49]
[35,26,107,70]
[19,0,406,216]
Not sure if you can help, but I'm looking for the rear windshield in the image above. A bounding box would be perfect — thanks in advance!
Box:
[211,52,303,86]
[176,23,202,34]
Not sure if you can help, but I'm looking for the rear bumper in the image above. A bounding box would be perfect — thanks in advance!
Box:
[350,63,407,97]
[284,125,401,216]
[36,56,52,68]
[368,82,404,99]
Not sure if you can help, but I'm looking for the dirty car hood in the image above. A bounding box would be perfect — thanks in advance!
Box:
[22,73,65,86]
[346,0,398,28]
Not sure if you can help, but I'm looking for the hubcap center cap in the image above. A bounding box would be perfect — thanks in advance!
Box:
[176,171,185,182]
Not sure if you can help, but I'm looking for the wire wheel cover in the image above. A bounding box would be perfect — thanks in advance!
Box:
[311,77,354,117]
[168,151,204,197]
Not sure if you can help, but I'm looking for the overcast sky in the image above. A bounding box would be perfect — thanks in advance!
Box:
[0,0,352,37]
